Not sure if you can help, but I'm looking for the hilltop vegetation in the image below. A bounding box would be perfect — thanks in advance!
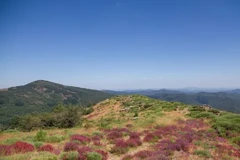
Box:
[0,95,239,160]
[106,90,240,113]
[0,80,112,126]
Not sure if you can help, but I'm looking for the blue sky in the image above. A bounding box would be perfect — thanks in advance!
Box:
[0,0,240,90]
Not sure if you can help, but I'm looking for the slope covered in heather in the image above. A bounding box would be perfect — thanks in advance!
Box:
[0,95,239,160]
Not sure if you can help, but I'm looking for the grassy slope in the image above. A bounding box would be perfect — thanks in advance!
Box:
[106,90,240,113]
[0,95,239,160]
[0,80,112,125]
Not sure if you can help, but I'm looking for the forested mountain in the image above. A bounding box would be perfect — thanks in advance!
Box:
[0,80,112,125]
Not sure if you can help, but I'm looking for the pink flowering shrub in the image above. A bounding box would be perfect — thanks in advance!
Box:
[111,139,128,154]
[143,132,160,142]
[0,145,13,156]
[105,128,130,141]
[126,132,142,147]
[71,134,91,144]
[0,141,35,156]
[93,141,102,146]
[134,150,153,159]
[12,141,35,154]
[38,144,54,153]
[129,132,141,139]
[107,131,123,141]
[77,146,93,159]
[64,142,79,151]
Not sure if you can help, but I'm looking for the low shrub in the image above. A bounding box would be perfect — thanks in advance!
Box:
[93,141,102,146]
[35,130,47,142]
[77,146,93,159]
[38,144,54,153]
[146,151,169,160]
[60,151,79,160]
[0,141,34,156]
[143,132,159,142]
[194,150,211,158]
[192,112,215,119]
[33,142,44,149]
[232,136,240,147]
[71,134,91,144]
[134,150,153,159]
[126,138,142,147]
[129,132,140,139]
[95,150,108,160]
[215,144,240,157]
[87,152,102,160]
[110,146,128,155]
[115,139,128,147]
[12,141,35,153]
[106,131,123,141]
[64,142,79,152]
[0,145,12,156]
[46,135,65,143]
[208,109,220,114]
[110,139,129,154]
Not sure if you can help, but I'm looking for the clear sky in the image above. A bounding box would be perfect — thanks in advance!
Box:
[0,0,240,90]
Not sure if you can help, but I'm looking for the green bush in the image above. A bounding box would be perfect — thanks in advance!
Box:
[87,152,102,160]
[232,136,240,146]
[194,150,211,158]
[20,115,43,131]
[60,151,79,160]
[190,107,206,112]
[83,107,94,115]
[46,135,65,143]
[35,129,47,141]
[192,112,215,119]
[208,109,220,114]
[34,141,44,149]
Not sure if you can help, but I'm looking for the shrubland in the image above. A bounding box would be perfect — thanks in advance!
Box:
[0,95,239,160]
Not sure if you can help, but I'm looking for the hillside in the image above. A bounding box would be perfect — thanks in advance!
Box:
[0,95,239,160]
[0,80,112,125]
[105,90,240,113]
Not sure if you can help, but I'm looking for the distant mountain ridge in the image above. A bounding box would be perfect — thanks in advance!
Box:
[0,80,112,125]
[104,89,240,113]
